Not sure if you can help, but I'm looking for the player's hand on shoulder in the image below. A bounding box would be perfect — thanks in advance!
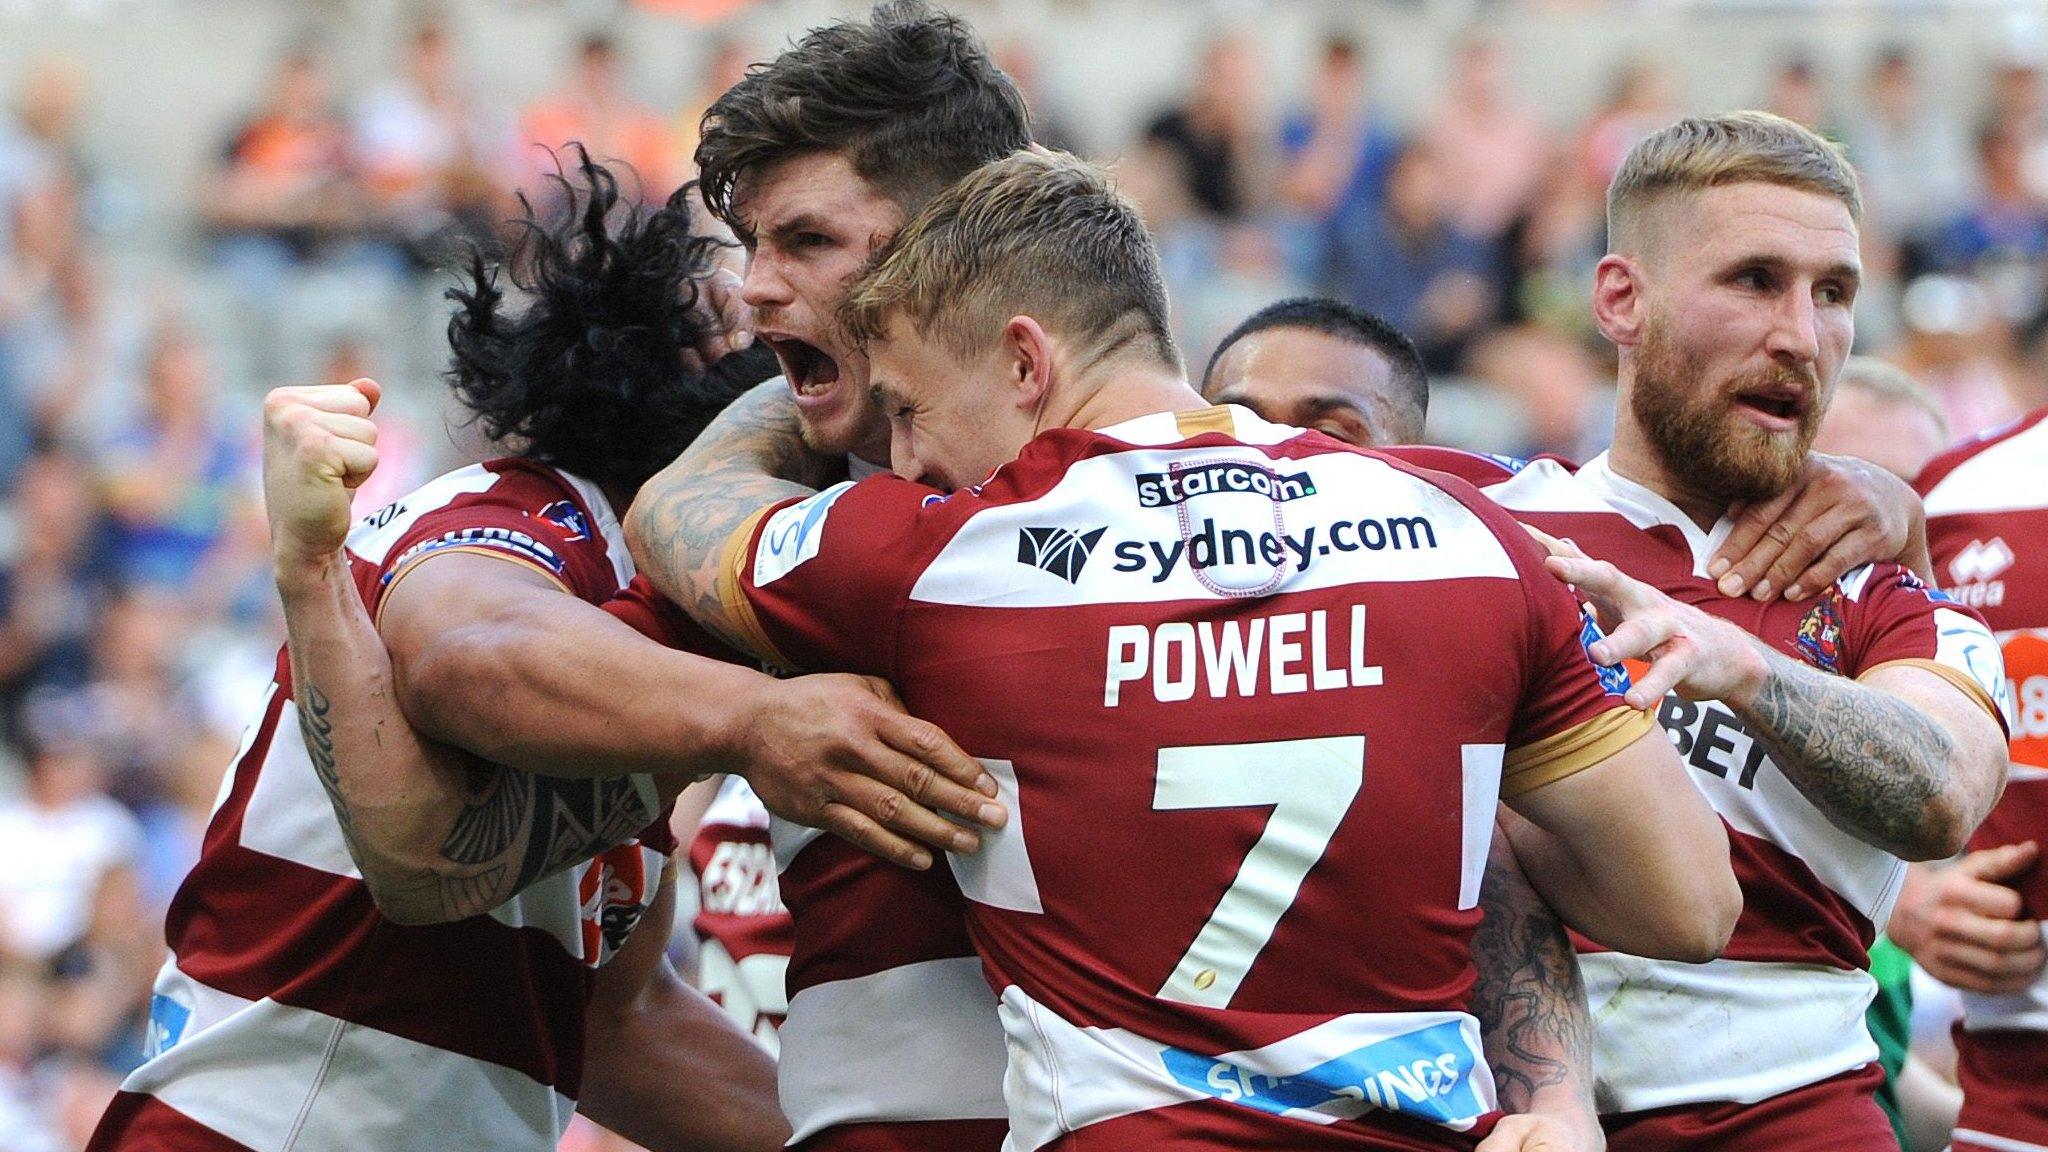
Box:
[1476,1113,1604,1152]
[262,378,381,576]
[1889,843,2048,994]
[1527,526,1769,710]
[1708,452,1922,602]
[734,673,1005,871]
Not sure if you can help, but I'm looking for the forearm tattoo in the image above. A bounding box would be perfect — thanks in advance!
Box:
[1734,654,1956,855]
[433,761,655,919]
[628,383,832,649]
[296,685,352,835]
[1471,849,1593,1114]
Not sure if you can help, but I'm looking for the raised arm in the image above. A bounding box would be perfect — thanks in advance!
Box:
[1469,826,1602,1152]
[1547,540,2007,862]
[623,380,833,654]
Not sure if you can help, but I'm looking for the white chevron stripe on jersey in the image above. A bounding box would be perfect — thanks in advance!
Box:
[1579,954,1879,1113]
[1924,415,2048,516]
[238,698,362,880]
[777,958,1008,1142]
[125,975,575,1152]
[1955,1127,2048,1152]
[345,464,505,564]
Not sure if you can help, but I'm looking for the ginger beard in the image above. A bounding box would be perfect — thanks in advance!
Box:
[1630,307,1828,507]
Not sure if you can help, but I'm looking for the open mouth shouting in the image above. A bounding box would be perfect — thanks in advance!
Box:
[763,334,845,406]
[1730,381,1813,433]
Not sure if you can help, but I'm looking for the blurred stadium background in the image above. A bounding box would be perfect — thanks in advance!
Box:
[0,0,2044,1148]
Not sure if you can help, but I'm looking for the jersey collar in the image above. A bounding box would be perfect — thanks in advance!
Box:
[1576,452,1735,577]
[1092,404,1302,447]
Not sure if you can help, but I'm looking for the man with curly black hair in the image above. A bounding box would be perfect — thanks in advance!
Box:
[86,150,1000,1152]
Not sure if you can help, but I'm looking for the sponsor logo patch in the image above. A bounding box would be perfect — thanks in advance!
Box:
[754,482,852,587]
[1136,461,1316,508]
[147,993,192,1058]
[382,526,566,583]
[1577,607,1633,696]
[1018,526,1107,583]
[1949,537,2016,585]
[1158,1019,1485,1126]
[537,499,591,542]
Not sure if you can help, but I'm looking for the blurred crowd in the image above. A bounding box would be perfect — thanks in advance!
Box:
[1,10,2047,1151]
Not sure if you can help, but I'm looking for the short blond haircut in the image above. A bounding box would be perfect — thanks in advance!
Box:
[1836,356,1949,440]
[1607,111,1861,253]
[840,149,1181,369]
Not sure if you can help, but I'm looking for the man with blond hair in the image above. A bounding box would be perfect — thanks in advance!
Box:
[1423,112,2012,1151]
[1813,357,1952,481]
[627,148,1752,1150]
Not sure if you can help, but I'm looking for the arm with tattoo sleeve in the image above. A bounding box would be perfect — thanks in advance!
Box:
[1471,825,1598,1145]
[1727,652,2004,861]
[624,381,835,650]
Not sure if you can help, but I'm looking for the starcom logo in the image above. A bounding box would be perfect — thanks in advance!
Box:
[1017,526,1107,583]
[1135,462,1317,507]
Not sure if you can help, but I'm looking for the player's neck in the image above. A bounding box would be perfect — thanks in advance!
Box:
[1052,362,1210,435]
[1605,419,1730,531]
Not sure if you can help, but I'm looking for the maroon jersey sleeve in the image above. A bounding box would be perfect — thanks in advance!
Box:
[603,574,750,663]
[1477,498,1659,796]
[1813,563,2011,733]
[367,462,620,618]
[712,477,945,677]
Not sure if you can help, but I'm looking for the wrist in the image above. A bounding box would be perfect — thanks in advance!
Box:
[1720,636,1776,712]
[691,660,776,779]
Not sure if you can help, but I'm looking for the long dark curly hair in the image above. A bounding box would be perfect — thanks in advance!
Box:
[444,146,779,493]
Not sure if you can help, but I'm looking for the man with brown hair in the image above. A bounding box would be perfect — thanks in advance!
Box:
[1436,111,2011,1151]
[630,147,1748,1151]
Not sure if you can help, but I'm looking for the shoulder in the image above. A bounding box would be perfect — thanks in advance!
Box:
[1917,406,2048,505]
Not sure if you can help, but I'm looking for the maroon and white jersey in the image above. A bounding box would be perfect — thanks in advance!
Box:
[605,575,1009,1152]
[1427,449,2009,1119]
[716,406,1652,1151]
[1920,408,2048,1152]
[90,460,676,1152]
[688,776,791,1052]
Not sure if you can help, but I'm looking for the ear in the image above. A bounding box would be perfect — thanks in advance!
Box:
[1592,254,1647,349]
[1003,315,1055,415]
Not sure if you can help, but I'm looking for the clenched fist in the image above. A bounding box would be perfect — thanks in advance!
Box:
[263,379,382,576]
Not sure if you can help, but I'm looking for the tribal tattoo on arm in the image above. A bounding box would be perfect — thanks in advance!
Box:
[432,763,656,919]
[624,381,837,655]
[1471,829,1595,1118]
[1732,650,1959,859]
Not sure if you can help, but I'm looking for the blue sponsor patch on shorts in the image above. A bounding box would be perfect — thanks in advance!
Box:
[1159,1019,1485,1125]
[147,993,191,1058]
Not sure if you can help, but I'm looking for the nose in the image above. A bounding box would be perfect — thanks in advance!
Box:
[1764,287,1821,368]
[740,250,791,310]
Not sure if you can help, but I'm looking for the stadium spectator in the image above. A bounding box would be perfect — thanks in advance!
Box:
[1841,48,1973,260]
[1891,273,2030,437]
[89,326,251,593]
[351,20,510,267]
[1931,122,2048,330]
[0,704,143,972]
[672,34,753,185]
[1459,323,1615,460]
[203,48,375,288]
[0,450,102,738]
[1138,31,1269,221]
[1421,33,1549,244]
[1324,139,1500,372]
[519,33,678,204]
[1762,53,1831,133]
[1276,33,1399,290]
[1576,59,1679,189]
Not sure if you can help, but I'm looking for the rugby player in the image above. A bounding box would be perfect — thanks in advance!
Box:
[1201,297,1430,447]
[1917,406,2048,1152]
[631,148,1744,1149]
[85,155,994,1152]
[1421,113,2010,1151]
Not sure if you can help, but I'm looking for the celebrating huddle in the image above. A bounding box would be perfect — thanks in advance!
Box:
[86,5,2033,1152]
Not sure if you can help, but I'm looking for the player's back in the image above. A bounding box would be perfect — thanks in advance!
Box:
[728,406,1648,1151]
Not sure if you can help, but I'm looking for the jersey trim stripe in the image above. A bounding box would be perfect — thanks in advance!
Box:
[1172,407,1238,438]
[375,543,574,629]
[1859,657,2006,726]
[1955,1130,2048,1152]
[1501,707,1656,796]
[718,505,796,671]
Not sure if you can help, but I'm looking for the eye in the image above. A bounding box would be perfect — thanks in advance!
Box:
[1816,282,1851,306]
[793,231,833,251]
[1734,267,1773,291]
